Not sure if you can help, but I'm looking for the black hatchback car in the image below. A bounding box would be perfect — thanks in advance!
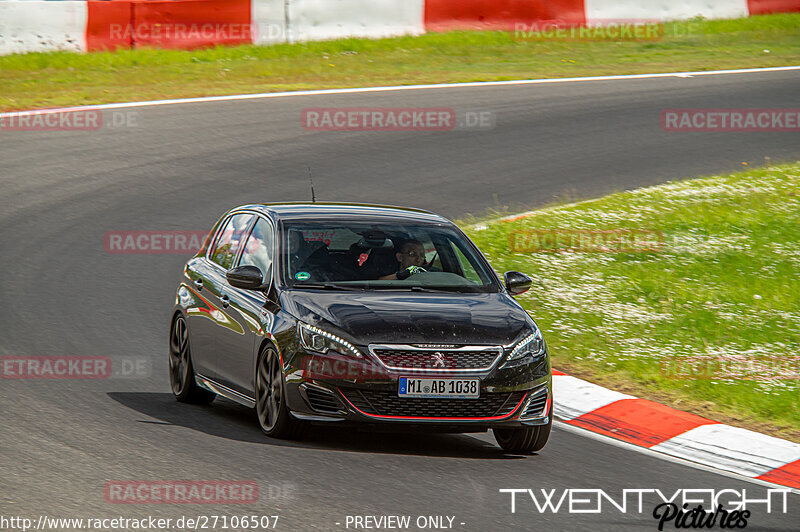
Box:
[170,203,552,453]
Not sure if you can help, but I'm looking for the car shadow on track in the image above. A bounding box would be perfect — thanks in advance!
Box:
[108,392,528,460]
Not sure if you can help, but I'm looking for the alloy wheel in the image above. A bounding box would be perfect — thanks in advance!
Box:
[257,350,282,432]
[169,316,190,395]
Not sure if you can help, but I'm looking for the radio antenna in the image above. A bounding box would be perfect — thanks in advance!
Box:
[308,167,316,203]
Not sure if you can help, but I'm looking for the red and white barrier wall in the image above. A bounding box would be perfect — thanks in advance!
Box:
[585,0,748,23]
[424,0,586,31]
[0,0,426,55]
[0,1,88,55]
[283,0,425,43]
[1,0,799,54]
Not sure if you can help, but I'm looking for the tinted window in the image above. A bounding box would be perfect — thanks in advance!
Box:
[209,214,252,269]
[239,218,274,275]
[281,221,500,293]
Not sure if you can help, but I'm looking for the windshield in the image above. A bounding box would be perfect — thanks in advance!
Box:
[280,221,500,293]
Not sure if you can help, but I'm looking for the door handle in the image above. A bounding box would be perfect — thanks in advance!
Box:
[220,294,230,308]
[193,278,203,290]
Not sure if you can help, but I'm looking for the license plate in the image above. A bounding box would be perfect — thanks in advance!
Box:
[398,377,480,398]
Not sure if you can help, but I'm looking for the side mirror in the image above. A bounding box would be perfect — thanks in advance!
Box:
[504,271,532,295]
[227,265,264,290]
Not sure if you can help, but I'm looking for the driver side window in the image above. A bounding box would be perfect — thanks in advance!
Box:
[239,218,274,276]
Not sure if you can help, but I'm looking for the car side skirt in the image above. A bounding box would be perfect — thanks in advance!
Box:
[195,374,256,408]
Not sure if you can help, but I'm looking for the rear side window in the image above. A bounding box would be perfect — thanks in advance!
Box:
[209,214,252,269]
[239,218,274,275]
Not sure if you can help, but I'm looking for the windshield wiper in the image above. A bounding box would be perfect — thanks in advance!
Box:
[412,285,486,293]
[293,283,361,291]
[409,286,459,293]
[359,284,464,292]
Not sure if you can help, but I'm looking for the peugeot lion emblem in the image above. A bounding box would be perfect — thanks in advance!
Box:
[431,352,446,368]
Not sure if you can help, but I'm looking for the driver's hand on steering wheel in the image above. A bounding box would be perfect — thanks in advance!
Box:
[396,265,427,280]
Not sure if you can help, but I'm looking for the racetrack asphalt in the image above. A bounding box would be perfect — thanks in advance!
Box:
[1,68,799,530]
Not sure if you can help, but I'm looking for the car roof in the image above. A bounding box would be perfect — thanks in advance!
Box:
[236,202,451,224]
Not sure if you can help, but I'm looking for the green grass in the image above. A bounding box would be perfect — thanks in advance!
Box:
[1,14,800,111]
[463,162,800,436]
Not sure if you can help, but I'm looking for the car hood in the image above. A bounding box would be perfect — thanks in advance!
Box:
[281,290,531,345]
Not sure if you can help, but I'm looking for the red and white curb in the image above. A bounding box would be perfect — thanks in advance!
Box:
[552,369,800,490]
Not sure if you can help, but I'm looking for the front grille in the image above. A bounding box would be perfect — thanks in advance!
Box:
[371,347,501,371]
[340,388,526,418]
[303,386,344,414]
[521,387,548,418]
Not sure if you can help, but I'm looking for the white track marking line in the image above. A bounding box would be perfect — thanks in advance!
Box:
[554,421,800,494]
[1,65,799,117]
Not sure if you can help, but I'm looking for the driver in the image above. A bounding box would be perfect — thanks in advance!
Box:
[380,240,428,280]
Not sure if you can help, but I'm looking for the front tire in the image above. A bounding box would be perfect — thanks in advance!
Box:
[255,347,306,439]
[493,417,552,454]
[169,315,216,405]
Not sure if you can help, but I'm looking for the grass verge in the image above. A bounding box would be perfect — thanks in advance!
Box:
[1,14,799,111]
[463,162,800,441]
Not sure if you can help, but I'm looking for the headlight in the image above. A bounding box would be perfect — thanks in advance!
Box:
[507,328,545,361]
[298,323,362,358]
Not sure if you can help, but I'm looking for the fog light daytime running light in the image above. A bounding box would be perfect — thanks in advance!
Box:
[298,322,362,358]
[507,329,545,361]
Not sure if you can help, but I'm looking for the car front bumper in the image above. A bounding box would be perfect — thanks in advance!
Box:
[283,344,552,430]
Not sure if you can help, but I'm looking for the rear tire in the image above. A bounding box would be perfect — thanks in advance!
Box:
[169,315,216,405]
[493,417,552,454]
[255,346,306,439]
